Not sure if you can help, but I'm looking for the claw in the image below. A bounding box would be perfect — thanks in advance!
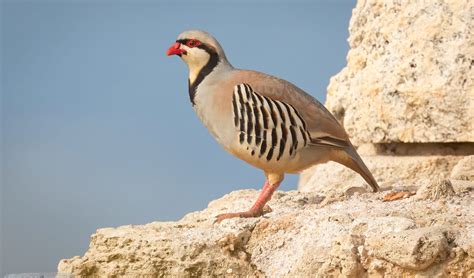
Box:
[214,205,273,224]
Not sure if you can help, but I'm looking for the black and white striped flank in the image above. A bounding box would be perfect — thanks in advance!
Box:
[232,83,311,161]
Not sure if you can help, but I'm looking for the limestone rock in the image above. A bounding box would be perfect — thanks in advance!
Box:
[450,155,474,181]
[325,0,474,144]
[416,179,456,200]
[58,189,474,277]
[58,190,264,277]
[351,216,416,238]
[449,179,474,194]
[366,227,449,270]
[299,155,462,194]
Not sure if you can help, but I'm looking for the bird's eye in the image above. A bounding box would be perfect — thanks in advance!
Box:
[186,39,201,48]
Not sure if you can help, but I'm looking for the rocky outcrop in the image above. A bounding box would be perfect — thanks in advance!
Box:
[325,0,473,144]
[299,144,474,194]
[300,0,473,193]
[58,181,474,277]
[293,1,474,275]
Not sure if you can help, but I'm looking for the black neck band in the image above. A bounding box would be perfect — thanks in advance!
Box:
[177,39,220,105]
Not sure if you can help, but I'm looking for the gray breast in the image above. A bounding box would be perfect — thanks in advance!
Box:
[231,83,311,162]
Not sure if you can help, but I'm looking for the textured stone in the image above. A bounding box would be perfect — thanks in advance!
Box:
[366,227,449,270]
[325,0,474,144]
[416,179,456,200]
[351,216,416,238]
[299,154,462,194]
[58,190,264,277]
[58,188,474,277]
[450,155,474,181]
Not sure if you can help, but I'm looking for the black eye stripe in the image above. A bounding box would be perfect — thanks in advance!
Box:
[176,39,198,47]
[176,39,213,53]
[176,39,188,44]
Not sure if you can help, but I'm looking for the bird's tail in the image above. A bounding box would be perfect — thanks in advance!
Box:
[330,144,380,192]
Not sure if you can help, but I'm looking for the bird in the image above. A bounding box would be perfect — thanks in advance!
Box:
[166,30,379,223]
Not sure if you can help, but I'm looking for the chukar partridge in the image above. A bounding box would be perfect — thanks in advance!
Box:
[166,30,379,223]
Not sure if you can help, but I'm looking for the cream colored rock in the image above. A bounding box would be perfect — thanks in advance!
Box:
[326,0,474,144]
[299,155,462,193]
[58,190,264,277]
[416,179,456,200]
[450,179,474,194]
[351,216,416,238]
[58,188,474,277]
[450,155,474,181]
[366,227,449,270]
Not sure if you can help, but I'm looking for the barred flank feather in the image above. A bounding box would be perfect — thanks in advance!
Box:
[232,83,310,161]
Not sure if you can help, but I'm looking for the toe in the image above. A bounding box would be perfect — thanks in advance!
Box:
[214,212,240,223]
[262,205,272,213]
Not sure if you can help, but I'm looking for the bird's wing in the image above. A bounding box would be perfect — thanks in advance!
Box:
[229,70,350,149]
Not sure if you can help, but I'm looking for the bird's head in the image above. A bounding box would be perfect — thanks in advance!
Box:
[166,30,229,74]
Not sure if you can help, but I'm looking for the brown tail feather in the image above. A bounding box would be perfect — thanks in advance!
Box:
[330,145,380,192]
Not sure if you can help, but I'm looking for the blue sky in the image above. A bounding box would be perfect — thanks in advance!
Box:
[1,0,354,274]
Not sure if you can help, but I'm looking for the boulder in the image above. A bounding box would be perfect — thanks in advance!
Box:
[450,155,474,181]
[325,0,474,144]
[58,189,474,277]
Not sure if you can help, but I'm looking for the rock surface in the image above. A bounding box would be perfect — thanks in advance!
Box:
[325,0,473,144]
[299,143,474,193]
[451,155,474,181]
[299,154,462,194]
[58,187,474,277]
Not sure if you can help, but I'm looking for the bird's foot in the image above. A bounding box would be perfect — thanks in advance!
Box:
[214,205,272,223]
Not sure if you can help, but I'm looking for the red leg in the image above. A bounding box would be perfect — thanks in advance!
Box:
[215,180,280,223]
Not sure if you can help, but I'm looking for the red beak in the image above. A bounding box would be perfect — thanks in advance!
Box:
[166,42,187,56]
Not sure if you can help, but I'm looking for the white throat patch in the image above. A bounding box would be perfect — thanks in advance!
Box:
[182,47,211,85]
